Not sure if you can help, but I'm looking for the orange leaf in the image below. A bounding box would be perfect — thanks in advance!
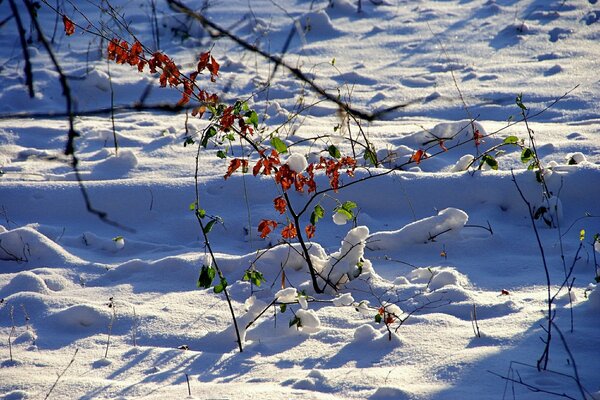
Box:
[305,224,316,239]
[258,219,278,239]
[208,56,220,81]
[224,158,248,180]
[410,149,426,164]
[273,196,287,215]
[281,223,297,239]
[63,15,75,36]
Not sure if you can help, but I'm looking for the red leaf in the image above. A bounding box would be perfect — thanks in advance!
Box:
[273,196,287,215]
[63,15,75,36]
[439,140,448,151]
[500,289,510,296]
[274,164,295,191]
[198,52,211,72]
[224,158,248,180]
[474,129,484,146]
[305,224,316,239]
[128,41,144,66]
[281,223,297,239]
[208,56,220,81]
[258,219,278,239]
[410,149,426,165]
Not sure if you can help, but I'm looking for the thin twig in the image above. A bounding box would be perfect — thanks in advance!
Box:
[44,348,79,400]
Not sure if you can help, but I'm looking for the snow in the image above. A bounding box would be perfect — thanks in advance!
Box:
[286,153,309,173]
[1,0,600,399]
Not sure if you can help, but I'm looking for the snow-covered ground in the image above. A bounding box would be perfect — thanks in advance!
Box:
[1,0,599,399]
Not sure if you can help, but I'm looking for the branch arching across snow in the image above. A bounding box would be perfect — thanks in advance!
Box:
[165,0,418,121]
[23,0,134,233]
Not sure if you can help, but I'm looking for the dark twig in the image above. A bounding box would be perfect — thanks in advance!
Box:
[8,0,34,98]
[44,348,79,400]
[23,0,133,232]
[166,0,415,121]
[511,170,552,371]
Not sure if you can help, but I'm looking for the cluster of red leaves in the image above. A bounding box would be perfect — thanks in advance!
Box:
[249,153,356,240]
[63,15,75,36]
[316,156,356,192]
[215,105,255,135]
[104,37,219,108]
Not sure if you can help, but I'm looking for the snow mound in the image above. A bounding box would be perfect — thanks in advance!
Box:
[319,226,372,289]
[0,271,50,298]
[368,208,468,250]
[352,324,403,348]
[370,387,413,400]
[0,226,84,267]
[428,268,471,291]
[91,149,138,179]
[45,304,111,332]
[583,285,600,313]
[295,309,321,334]
[299,10,340,39]
[0,390,30,400]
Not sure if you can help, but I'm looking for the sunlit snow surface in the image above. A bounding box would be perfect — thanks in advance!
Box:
[1,0,600,399]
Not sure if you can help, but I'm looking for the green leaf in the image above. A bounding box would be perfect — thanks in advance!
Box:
[213,277,228,294]
[271,137,288,154]
[580,229,586,241]
[310,204,325,225]
[201,126,218,148]
[503,136,519,145]
[189,201,197,211]
[247,110,259,128]
[243,270,265,287]
[197,265,216,289]
[336,208,353,220]
[342,201,357,212]
[482,155,498,170]
[280,304,287,313]
[364,147,377,166]
[216,150,227,159]
[521,148,534,164]
[183,137,195,147]
[289,316,301,328]
[203,219,217,234]
[375,314,382,323]
[328,144,341,159]
[197,208,206,219]
[516,93,527,111]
